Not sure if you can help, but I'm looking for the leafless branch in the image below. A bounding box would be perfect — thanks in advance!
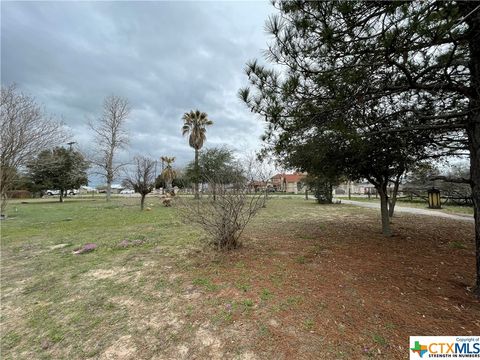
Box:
[176,182,266,250]
[0,84,68,214]
[123,155,156,210]
[88,95,130,201]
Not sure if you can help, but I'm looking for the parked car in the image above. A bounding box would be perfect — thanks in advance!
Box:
[46,189,79,196]
[120,189,135,194]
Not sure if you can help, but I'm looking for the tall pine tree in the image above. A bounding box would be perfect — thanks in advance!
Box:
[241,1,480,296]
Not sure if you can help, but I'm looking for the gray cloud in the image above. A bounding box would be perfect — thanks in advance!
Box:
[1,1,274,184]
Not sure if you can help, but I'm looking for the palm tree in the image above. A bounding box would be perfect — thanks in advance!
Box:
[161,156,176,192]
[182,110,213,198]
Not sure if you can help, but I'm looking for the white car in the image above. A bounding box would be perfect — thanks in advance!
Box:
[46,189,79,196]
[120,189,135,194]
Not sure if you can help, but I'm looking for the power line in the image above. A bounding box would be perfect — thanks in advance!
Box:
[453,4,480,29]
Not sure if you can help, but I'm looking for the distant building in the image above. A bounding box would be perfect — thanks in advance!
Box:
[270,174,283,191]
[79,186,98,194]
[248,180,268,192]
[334,181,405,196]
[270,173,306,194]
[96,184,124,194]
[334,181,376,195]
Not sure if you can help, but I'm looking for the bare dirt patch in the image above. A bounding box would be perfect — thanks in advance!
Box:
[86,267,130,280]
[84,265,147,284]
[100,335,137,360]
[181,209,479,359]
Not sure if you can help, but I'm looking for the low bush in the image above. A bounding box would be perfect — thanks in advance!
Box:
[177,185,265,250]
[6,190,32,199]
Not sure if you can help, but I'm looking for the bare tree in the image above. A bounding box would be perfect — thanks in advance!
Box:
[123,156,156,210]
[89,95,130,202]
[242,151,276,205]
[0,84,66,216]
[177,182,266,250]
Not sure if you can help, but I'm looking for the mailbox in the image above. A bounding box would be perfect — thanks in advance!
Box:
[427,188,441,209]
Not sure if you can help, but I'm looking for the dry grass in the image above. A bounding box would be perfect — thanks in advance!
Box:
[1,197,478,359]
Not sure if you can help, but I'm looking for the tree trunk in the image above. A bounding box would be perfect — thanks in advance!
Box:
[106,181,112,202]
[263,187,268,207]
[377,184,392,236]
[469,117,480,298]
[464,3,480,297]
[1,167,15,216]
[388,174,401,218]
[105,145,115,202]
[468,60,480,298]
[1,192,7,217]
[0,176,6,216]
[59,190,64,203]
[194,148,199,199]
[140,194,145,210]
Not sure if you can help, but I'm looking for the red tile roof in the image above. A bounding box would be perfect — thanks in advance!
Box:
[283,173,305,183]
[271,173,305,183]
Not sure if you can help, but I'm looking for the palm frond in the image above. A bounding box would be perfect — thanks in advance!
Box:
[182,124,191,136]
[181,109,213,149]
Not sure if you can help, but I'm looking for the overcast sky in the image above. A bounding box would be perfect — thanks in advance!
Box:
[1,1,275,183]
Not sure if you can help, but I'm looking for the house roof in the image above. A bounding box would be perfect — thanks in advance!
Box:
[271,173,305,183]
[283,173,305,183]
[249,180,267,186]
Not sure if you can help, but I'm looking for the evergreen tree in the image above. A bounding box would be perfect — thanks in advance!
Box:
[240,1,480,295]
[27,147,89,202]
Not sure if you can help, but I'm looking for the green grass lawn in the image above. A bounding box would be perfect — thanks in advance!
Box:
[1,196,477,359]
[1,197,201,359]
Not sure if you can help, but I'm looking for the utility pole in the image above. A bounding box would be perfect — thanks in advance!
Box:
[65,142,77,198]
[160,157,165,195]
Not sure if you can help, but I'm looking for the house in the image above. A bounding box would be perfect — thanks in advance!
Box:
[334,181,408,196]
[111,184,125,194]
[334,181,376,195]
[96,184,124,194]
[248,180,268,192]
[270,172,306,194]
[79,186,98,194]
[270,174,284,191]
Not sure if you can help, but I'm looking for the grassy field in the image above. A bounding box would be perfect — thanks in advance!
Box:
[1,197,478,359]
